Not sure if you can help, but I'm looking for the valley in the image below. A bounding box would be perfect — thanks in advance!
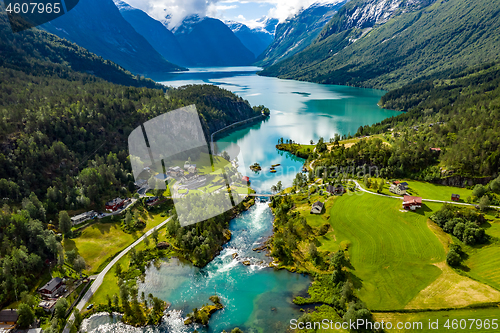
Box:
[2,0,500,332]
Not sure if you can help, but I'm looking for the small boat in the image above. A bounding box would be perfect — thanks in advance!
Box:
[270,169,277,173]
[271,164,281,167]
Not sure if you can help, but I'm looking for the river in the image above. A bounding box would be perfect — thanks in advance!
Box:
[83,67,399,333]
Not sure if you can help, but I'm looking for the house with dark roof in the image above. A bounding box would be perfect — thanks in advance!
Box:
[326,184,345,195]
[38,277,64,298]
[0,309,19,329]
[390,183,407,195]
[310,201,324,214]
[451,194,460,202]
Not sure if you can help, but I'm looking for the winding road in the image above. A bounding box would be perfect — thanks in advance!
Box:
[63,217,172,333]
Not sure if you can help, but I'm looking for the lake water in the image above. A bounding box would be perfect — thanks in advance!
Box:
[84,67,399,333]
[156,67,399,193]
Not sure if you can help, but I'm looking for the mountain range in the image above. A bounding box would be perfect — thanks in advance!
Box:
[226,20,275,58]
[260,0,500,89]
[171,15,256,67]
[113,0,190,67]
[41,0,184,74]
[256,1,347,67]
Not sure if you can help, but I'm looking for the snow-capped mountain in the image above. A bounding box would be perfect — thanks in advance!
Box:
[256,1,348,67]
[114,0,190,67]
[225,20,274,58]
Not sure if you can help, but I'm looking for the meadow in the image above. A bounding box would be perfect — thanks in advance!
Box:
[63,210,168,274]
[361,178,473,202]
[448,211,500,294]
[403,180,473,202]
[374,307,500,333]
[326,194,446,310]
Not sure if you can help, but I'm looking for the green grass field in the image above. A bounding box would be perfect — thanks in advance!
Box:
[464,241,500,291]
[328,194,446,310]
[374,307,500,332]
[63,213,167,274]
[403,180,473,202]
[361,178,473,202]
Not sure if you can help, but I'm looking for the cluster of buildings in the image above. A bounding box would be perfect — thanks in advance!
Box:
[166,163,198,179]
[310,184,346,214]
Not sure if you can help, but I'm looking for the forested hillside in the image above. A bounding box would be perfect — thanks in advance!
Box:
[0,11,263,308]
[260,0,500,90]
[41,0,184,74]
[0,11,163,88]
[308,62,500,182]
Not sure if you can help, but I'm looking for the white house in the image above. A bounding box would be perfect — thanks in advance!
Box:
[310,201,324,214]
[389,184,407,195]
[71,211,97,226]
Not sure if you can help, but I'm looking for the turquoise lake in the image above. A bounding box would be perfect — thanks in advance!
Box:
[84,67,400,333]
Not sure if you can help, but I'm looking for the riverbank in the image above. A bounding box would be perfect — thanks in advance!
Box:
[80,195,256,329]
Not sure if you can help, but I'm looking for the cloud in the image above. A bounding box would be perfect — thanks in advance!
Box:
[121,0,342,28]
[122,0,221,28]
[216,4,239,10]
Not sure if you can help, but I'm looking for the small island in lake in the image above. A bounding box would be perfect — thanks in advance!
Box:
[184,295,224,326]
[250,162,262,171]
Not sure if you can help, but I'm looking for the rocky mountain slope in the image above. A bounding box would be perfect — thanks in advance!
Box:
[42,0,183,74]
[171,15,256,66]
[226,21,274,58]
[114,0,191,67]
[256,1,347,67]
[260,0,500,90]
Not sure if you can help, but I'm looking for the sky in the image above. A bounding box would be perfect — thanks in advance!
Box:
[121,0,341,29]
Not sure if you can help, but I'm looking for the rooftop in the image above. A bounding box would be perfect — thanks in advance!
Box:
[39,277,63,292]
[0,309,19,322]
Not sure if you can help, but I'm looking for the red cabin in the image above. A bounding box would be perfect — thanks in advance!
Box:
[451,194,460,202]
[105,198,125,211]
[403,195,422,211]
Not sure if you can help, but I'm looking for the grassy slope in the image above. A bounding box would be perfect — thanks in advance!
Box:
[403,180,473,202]
[358,177,473,202]
[405,221,500,309]
[329,194,445,310]
[374,307,500,333]
[63,212,167,274]
[463,215,500,291]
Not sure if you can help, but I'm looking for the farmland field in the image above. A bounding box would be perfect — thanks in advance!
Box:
[328,194,446,310]
[464,242,500,292]
[374,307,500,333]
[63,212,168,274]
[403,180,473,202]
